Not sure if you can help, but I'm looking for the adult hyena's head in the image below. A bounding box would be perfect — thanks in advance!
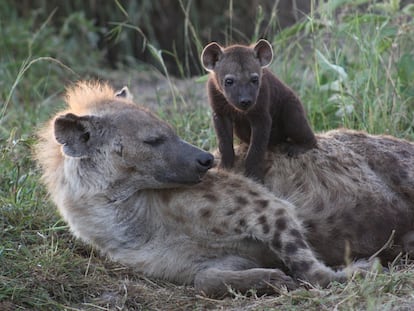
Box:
[201,39,273,112]
[36,82,214,201]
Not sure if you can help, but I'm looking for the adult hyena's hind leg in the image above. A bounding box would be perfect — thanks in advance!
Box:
[227,197,372,286]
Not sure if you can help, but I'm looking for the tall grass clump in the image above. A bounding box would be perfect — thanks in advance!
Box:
[0,3,125,309]
[270,0,414,139]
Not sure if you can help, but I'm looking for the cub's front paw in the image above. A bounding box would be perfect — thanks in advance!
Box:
[245,169,265,184]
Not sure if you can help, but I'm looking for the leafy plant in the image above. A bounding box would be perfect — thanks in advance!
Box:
[270,0,414,138]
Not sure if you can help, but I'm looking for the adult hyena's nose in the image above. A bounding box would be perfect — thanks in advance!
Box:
[196,152,214,173]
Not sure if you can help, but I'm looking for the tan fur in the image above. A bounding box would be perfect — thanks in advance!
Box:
[35,81,414,298]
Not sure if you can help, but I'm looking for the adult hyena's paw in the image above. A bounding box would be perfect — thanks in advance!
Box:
[300,259,382,288]
[343,258,384,277]
[244,169,265,184]
[326,259,384,286]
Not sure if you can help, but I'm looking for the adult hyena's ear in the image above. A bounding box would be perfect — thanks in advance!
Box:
[201,42,223,71]
[253,39,273,67]
[54,113,101,158]
[115,86,134,100]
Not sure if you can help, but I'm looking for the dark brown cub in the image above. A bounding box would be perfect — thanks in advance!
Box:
[201,39,317,182]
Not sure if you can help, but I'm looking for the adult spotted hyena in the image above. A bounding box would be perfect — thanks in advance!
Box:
[35,81,414,297]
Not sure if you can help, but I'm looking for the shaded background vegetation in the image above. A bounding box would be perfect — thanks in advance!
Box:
[10,0,315,76]
[8,0,413,76]
[1,0,414,309]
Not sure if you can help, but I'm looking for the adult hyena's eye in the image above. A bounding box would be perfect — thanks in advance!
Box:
[143,136,165,147]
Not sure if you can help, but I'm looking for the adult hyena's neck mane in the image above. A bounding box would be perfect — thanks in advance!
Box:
[65,81,122,114]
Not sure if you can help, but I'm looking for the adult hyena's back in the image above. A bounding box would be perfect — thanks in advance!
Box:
[331,129,414,201]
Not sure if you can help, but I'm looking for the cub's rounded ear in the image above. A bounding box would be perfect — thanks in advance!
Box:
[54,113,96,158]
[201,42,223,71]
[253,39,273,67]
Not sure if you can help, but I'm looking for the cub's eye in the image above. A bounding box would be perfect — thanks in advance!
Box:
[251,76,259,84]
[224,78,234,87]
[143,136,165,147]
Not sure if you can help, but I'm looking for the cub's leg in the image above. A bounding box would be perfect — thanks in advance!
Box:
[213,112,235,169]
[244,114,272,182]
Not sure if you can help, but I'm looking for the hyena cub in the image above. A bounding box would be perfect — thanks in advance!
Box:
[201,40,317,182]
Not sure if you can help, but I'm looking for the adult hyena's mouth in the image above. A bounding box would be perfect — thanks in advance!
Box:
[155,152,214,186]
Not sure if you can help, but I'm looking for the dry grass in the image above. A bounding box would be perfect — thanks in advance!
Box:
[3,226,414,311]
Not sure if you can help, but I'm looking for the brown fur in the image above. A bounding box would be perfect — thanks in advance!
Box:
[35,82,414,298]
[201,40,317,182]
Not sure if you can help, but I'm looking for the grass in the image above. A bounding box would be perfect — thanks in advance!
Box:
[1,0,414,310]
